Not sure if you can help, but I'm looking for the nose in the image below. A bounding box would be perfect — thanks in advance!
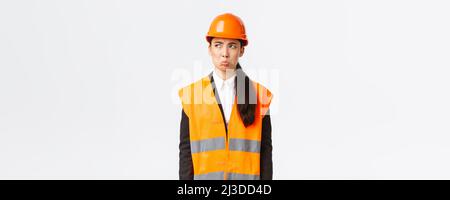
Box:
[220,46,229,58]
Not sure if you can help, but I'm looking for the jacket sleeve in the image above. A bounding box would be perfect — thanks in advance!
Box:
[179,109,194,180]
[260,111,273,180]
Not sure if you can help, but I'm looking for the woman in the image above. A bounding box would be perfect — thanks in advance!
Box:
[178,13,273,180]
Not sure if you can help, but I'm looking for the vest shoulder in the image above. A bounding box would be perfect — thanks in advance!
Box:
[253,81,273,98]
[178,76,211,98]
[252,81,273,116]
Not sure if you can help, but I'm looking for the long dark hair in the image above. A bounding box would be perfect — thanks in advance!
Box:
[234,63,256,127]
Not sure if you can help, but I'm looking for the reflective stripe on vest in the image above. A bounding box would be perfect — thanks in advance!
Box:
[229,138,261,153]
[191,138,260,153]
[194,171,225,180]
[194,172,260,180]
[191,137,225,153]
[227,173,260,180]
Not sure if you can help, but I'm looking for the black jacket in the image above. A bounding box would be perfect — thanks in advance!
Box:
[179,74,273,180]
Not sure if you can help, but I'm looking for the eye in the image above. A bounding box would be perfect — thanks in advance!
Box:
[229,44,237,49]
[214,44,222,48]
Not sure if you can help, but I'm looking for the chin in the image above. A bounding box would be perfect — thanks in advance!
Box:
[215,64,235,72]
[216,66,227,72]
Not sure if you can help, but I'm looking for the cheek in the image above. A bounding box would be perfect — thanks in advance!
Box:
[211,49,220,58]
[230,50,240,60]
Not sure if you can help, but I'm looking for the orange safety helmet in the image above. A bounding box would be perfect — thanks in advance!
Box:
[206,13,248,46]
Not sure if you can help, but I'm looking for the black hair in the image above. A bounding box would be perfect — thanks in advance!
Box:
[234,63,256,127]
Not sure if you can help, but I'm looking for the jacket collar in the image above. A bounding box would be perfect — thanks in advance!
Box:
[212,68,236,90]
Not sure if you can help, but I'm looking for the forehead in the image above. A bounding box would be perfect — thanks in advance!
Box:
[211,37,240,44]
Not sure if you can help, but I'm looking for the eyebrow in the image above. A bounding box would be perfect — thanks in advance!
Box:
[213,41,238,45]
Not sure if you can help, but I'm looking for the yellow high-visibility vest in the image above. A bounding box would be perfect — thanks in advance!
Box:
[178,75,272,180]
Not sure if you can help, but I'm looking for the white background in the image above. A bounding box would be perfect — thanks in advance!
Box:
[1,0,449,179]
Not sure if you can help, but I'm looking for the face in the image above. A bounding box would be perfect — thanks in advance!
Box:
[208,37,245,73]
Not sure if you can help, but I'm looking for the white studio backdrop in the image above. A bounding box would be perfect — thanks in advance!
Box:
[0,0,449,179]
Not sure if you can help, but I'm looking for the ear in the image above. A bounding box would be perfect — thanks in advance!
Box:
[239,47,245,57]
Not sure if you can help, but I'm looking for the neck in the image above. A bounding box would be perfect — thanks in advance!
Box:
[215,67,236,80]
